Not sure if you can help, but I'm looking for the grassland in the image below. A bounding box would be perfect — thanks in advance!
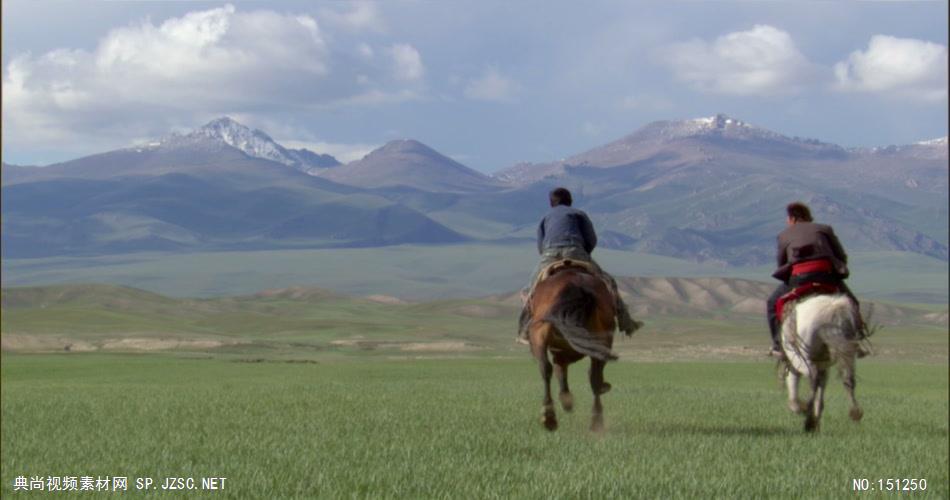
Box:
[2,279,945,497]
[1,355,947,498]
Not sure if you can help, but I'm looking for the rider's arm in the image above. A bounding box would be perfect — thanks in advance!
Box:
[825,227,848,264]
[579,213,597,254]
[537,219,545,254]
[776,236,788,268]
[771,235,792,282]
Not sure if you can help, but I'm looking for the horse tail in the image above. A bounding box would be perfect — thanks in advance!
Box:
[816,295,860,376]
[542,282,618,362]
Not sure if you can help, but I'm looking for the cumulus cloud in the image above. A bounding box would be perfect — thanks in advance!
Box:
[464,67,518,101]
[662,25,816,96]
[2,4,422,151]
[834,35,947,101]
[319,2,384,33]
[389,43,424,81]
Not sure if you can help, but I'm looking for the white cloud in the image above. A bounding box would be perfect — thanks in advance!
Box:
[94,5,328,86]
[326,89,421,109]
[662,25,816,96]
[464,67,518,101]
[834,35,947,101]
[389,43,424,82]
[319,2,384,33]
[281,140,378,163]
[2,4,423,151]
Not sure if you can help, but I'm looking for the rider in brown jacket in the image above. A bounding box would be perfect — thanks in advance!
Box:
[767,202,862,356]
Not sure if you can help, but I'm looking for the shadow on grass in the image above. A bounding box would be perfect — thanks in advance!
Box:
[644,422,796,437]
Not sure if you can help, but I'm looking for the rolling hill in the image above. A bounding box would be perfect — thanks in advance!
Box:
[321,139,503,192]
[2,282,945,358]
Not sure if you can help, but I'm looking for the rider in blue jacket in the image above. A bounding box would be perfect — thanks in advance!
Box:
[518,187,641,341]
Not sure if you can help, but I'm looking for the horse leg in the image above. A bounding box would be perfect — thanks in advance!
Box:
[589,358,608,432]
[553,361,573,412]
[533,341,557,431]
[804,368,828,433]
[785,369,806,414]
[842,355,863,422]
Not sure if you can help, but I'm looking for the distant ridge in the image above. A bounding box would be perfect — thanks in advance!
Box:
[3,114,946,264]
[493,113,849,185]
[161,117,341,173]
[5,281,944,327]
[1,119,470,257]
[488,113,947,264]
[320,139,503,192]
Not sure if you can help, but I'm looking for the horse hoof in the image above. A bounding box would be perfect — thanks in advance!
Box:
[788,400,807,414]
[559,393,574,412]
[849,407,864,422]
[591,414,604,433]
[542,408,558,431]
[804,417,820,433]
[597,382,612,395]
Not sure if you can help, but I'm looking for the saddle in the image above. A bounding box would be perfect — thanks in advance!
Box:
[775,282,841,323]
[538,258,596,282]
[536,258,619,305]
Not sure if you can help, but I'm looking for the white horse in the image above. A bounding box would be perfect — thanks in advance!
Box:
[780,293,864,432]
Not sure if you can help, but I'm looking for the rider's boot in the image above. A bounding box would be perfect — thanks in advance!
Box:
[852,310,871,358]
[516,305,531,344]
[769,343,786,359]
[615,300,642,335]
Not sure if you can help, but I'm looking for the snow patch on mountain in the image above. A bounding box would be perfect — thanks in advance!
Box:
[917,136,948,146]
[155,117,340,171]
[190,117,292,165]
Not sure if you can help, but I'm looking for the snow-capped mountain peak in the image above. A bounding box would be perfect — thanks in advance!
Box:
[690,113,753,130]
[156,117,340,172]
[916,136,948,147]
[642,113,783,142]
[188,117,293,166]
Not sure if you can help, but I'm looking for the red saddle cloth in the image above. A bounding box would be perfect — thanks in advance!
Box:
[775,282,841,323]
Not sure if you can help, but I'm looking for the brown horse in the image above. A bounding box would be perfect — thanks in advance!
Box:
[527,264,619,432]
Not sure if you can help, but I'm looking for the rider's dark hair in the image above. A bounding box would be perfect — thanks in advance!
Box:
[786,202,813,222]
[549,187,573,207]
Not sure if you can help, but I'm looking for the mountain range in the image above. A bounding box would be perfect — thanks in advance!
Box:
[2,114,947,265]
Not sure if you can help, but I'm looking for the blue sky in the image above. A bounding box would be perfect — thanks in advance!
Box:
[3,1,947,172]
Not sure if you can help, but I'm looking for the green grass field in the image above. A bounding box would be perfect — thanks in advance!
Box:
[1,355,947,498]
[2,279,946,497]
